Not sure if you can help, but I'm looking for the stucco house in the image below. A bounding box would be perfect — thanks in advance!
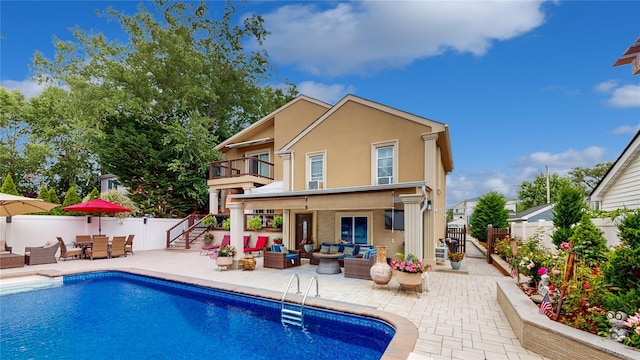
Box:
[206,94,454,267]
[589,130,640,211]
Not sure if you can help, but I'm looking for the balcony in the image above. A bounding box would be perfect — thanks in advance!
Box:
[208,157,274,188]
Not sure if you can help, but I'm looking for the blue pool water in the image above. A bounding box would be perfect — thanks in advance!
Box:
[0,271,394,359]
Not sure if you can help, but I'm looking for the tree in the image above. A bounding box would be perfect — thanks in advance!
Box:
[516,172,572,212]
[62,186,82,207]
[0,173,20,195]
[568,214,608,267]
[446,208,453,223]
[470,192,509,242]
[551,185,585,247]
[568,162,612,193]
[33,0,296,217]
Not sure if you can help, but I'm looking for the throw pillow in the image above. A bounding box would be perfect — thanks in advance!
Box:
[281,245,288,253]
[319,244,330,253]
[44,239,57,248]
[358,246,372,255]
[363,249,377,260]
[270,244,280,252]
[343,246,355,256]
[329,245,340,253]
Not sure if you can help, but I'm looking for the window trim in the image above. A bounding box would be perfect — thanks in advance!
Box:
[305,150,327,189]
[371,140,398,185]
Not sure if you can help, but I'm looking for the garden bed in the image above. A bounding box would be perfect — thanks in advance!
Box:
[493,254,639,360]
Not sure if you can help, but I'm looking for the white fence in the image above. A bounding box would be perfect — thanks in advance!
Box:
[1,215,181,254]
[510,218,621,249]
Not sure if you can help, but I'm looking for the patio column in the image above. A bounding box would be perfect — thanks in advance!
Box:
[209,188,219,214]
[228,201,245,269]
[400,194,422,260]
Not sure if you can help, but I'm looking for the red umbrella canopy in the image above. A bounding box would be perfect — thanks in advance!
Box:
[63,199,131,213]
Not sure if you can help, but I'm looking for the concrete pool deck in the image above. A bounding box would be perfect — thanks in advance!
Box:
[0,243,550,360]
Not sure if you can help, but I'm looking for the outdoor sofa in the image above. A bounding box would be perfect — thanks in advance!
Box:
[343,255,377,280]
[309,242,375,266]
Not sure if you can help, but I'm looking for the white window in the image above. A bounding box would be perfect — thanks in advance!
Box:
[306,151,326,190]
[372,141,397,185]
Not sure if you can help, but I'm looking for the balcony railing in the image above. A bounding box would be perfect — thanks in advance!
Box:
[209,157,274,180]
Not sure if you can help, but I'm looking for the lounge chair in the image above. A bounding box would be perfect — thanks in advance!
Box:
[57,237,83,261]
[264,244,300,269]
[24,239,60,265]
[85,235,109,260]
[110,236,126,258]
[125,234,134,255]
[200,234,230,256]
[244,235,268,256]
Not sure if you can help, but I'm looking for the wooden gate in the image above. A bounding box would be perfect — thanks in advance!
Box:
[445,225,467,254]
[486,225,511,263]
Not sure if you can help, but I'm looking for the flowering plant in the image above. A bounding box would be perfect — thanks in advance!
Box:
[391,253,430,273]
[299,238,313,245]
[448,251,465,262]
[216,245,236,257]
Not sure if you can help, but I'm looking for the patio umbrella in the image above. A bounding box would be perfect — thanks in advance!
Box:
[0,193,60,217]
[63,198,131,235]
[0,193,60,246]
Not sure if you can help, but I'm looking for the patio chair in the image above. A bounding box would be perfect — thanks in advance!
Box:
[200,234,230,256]
[343,255,376,280]
[57,237,83,261]
[264,244,300,269]
[125,234,134,255]
[110,236,126,258]
[244,235,268,256]
[24,239,60,265]
[85,235,109,260]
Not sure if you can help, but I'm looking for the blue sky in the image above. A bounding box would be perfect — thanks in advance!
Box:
[1,1,639,208]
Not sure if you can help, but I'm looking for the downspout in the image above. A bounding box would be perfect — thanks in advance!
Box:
[419,185,428,260]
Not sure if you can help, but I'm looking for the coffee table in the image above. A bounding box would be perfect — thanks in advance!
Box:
[0,253,25,269]
[313,252,343,274]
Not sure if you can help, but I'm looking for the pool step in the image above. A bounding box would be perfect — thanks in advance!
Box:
[281,307,303,327]
[0,275,63,296]
[280,275,320,327]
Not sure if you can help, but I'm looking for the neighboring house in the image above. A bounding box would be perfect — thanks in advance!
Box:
[509,203,555,248]
[207,94,454,266]
[99,174,127,194]
[449,197,517,228]
[589,130,640,211]
[509,203,555,223]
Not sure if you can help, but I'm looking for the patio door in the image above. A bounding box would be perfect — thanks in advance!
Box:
[295,214,312,253]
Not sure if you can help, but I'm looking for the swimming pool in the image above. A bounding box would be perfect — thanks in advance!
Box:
[0,271,394,359]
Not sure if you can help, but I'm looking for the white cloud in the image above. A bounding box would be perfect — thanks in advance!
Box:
[0,79,45,99]
[297,81,356,104]
[607,84,640,108]
[612,124,640,135]
[447,147,609,208]
[594,79,618,93]
[257,1,548,77]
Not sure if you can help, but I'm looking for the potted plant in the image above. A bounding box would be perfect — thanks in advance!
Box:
[203,233,214,245]
[272,215,283,228]
[391,253,430,287]
[448,251,465,270]
[212,244,236,269]
[273,237,283,244]
[299,238,313,252]
[201,215,217,229]
[221,218,231,231]
[248,216,263,231]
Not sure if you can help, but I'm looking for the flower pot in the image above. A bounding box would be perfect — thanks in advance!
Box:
[451,261,461,270]
[395,271,422,286]
[370,246,392,285]
[303,244,313,252]
[216,256,233,269]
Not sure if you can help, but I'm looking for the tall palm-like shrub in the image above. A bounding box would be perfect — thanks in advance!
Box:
[470,192,509,242]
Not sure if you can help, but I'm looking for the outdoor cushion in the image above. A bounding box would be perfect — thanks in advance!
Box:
[363,249,377,260]
[329,245,340,253]
[285,253,298,261]
[271,244,284,252]
[44,239,57,248]
[343,246,356,256]
[358,246,373,255]
[319,244,330,253]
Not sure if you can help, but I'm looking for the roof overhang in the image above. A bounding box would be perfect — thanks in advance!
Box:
[225,137,272,149]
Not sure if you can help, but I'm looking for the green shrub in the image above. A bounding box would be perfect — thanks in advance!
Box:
[470,192,509,242]
[602,289,640,317]
[201,216,217,228]
[272,215,283,228]
[221,218,231,230]
[569,214,608,267]
[248,216,263,231]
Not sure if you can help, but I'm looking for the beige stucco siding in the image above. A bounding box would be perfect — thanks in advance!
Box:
[290,101,434,190]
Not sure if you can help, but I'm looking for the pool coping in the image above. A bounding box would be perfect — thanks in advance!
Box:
[1,267,418,360]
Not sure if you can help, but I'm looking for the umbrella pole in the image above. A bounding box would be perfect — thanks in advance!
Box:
[99,214,102,235]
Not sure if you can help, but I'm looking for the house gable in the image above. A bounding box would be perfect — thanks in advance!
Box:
[590,131,640,211]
